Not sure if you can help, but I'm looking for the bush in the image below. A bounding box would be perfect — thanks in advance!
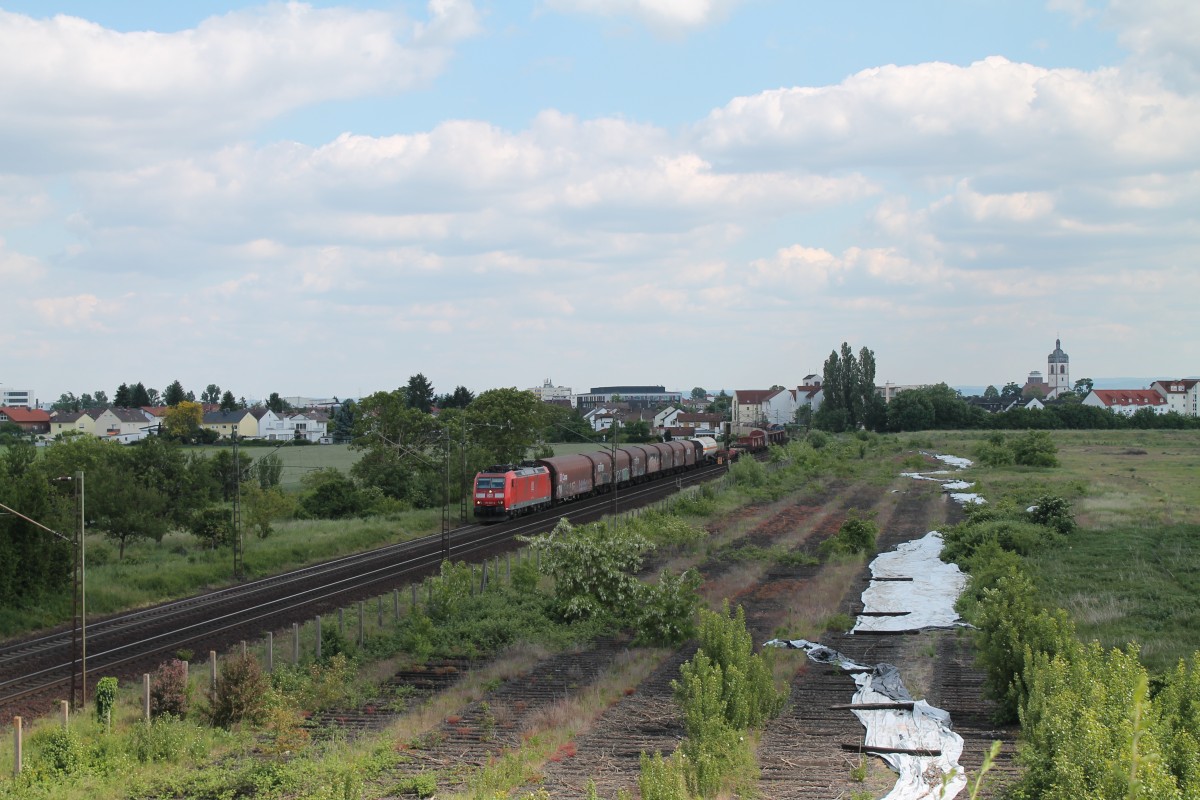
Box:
[150,659,191,719]
[1029,494,1076,535]
[33,726,85,776]
[820,510,877,557]
[206,652,269,729]
[1012,430,1058,467]
[95,676,119,727]
[635,568,702,645]
[975,432,1014,467]
[128,715,189,763]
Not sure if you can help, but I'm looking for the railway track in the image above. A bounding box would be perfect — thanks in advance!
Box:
[0,461,729,719]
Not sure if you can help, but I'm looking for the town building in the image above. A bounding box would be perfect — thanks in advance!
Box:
[528,379,573,403]
[574,386,681,411]
[1082,389,1168,415]
[0,387,34,408]
[0,406,50,435]
[1150,379,1200,417]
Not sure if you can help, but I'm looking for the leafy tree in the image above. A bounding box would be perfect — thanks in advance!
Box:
[201,384,222,405]
[1012,430,1058,467]
[1000,382,1022,405]
[436,385,475,409]
[189,507,233,549]
[163,380,187,407]
[0,443,71,606]
[405,373,435,413]
[52,392,82,412]
[254,452,283,489]
[1073,377,1094,397]
[331,399,356,442]
[814,343,880,432]
[128,436,212,527]
[298,468,364,519]
[219,390,237,412]
[541,404,592,443]
[209,449,254,502]
[146,387,161,406]
[467,387,546,464]
[705,390,732,415]
[242,485,291,539]
[351,389,439,502]
[162,400,204,440]
[622,420,653,442]
[983,385,1000,400]
[690,387,707,401]
[525,517,652,621]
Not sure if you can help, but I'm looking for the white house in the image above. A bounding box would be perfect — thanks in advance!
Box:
[1082,389,1167,416]
[654,406,681,430]
[92,407,155,443]
[251,408,287,440]
[1151,379,1199,417]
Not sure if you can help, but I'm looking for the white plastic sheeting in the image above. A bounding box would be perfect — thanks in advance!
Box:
[765,639,967,799]
[854,531,966,633]
[905,453,985,506]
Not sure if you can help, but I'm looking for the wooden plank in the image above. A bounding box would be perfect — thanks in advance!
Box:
[841,743,941,756]
[830,702,916,711]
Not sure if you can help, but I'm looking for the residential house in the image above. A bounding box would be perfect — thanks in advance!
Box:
[653,406,681,431]
[1082,389,1168,416]
[250,407,286,440]
[1151,379,1200,417]
[288,410,331,443]
[92,407,155,443]
[676,412,723,433]
[0,406,51,435]
[49,409,97,438]
[202,409,258,439]
[732,389,795,431]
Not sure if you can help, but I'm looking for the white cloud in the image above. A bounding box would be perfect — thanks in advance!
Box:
[0,239,46,283]
[543,0,745,33]
[32,293,109,329]
[1109,0,1200,90]
[0,2,479,170]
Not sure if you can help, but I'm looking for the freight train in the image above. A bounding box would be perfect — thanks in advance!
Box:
[473,437,721,522]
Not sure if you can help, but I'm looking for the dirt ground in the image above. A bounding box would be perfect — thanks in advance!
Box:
[360,467,1019,798]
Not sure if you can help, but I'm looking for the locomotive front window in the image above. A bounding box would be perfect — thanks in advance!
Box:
[476,477,505,489]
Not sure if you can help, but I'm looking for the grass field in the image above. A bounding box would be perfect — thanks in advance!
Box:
[192,443,361,492]
[924,429,1200,673]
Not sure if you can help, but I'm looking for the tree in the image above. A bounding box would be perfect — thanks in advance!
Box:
[983,385,1000,400]
[162,401,204,440]
[623,420,653,442]
[1000,382,1022,405]
[209,449,254,502]
[163,380,187,407]
[438,385,475,409]
[130,382,151,407]
[201,384,222,405]
[219,390,237,412]
[331,399,356,442]
[242,485,291,539]
[114,383,132,408]
[467,388,545,464]
[254,453,283,489]
[52,393,81,412]
[886,390,935,432]
[351,389,439,503]
[146,388,161,406]
[266,392,291,414]
[1073,378,1094,398]
[814,342,881,432]
[299,468,364,519]
[405,373,435,413]
[690,387,706,401]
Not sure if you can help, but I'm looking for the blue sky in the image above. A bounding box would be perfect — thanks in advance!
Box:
[1,0,1196,403]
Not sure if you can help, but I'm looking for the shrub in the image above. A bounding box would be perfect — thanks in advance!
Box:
[691,601,785,728]
[150,659,191,719]
[820,510,877,557]
[128,715,188,763]
[639,751,690,800]
[1029,494,1076,535]
[34,726,85,776]
[95,676,119,728]
[975,432,1014,467]
[635,568,702,645]
[1012,430,1058,467]
[206,652,269,729]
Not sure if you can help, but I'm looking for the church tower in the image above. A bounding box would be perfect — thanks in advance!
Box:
[1047,338,1070,398]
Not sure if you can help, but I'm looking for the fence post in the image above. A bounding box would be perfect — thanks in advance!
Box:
[480,561,487,592]
[411,584,418,609]
[209,651,218,690]
[358,601,364,647]
[240,640,247,657]
[338,608,344,636]
[61,700,69,728]
[292,622,300,664]
[143,673,151,722]
[506,552,511,580]
[265,631,274,673]
[316,616,322,661]
[12,716,21,777]
[378,596,384,628]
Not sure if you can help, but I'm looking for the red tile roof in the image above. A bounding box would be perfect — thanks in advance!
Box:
[0,406,50,423]
[735,389,782,404]
[1090,389,1167,408]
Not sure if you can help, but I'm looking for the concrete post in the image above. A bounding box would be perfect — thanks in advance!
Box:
[315,616,322,661]
[481,560,488,591]
[240,640,247,657]
[265,631,274,673]
[358,601,364,647]
[143,673,151,722]
[61,700,69,728]
[209,651,218,690]
[12,716,21,777]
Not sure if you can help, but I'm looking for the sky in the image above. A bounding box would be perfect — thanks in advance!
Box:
[1,0,1197,404]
